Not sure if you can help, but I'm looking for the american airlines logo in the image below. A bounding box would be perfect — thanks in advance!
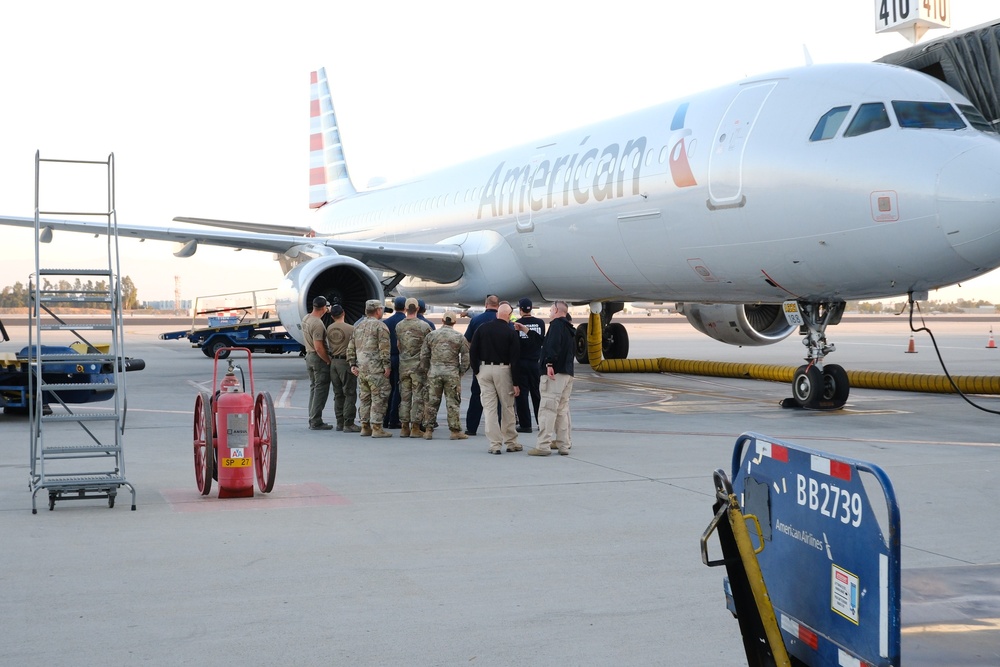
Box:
[477,102,699,219]
[668,102,697,188]
[477,136,648,219]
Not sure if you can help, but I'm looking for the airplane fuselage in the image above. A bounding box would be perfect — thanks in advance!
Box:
[315,63,1000,306]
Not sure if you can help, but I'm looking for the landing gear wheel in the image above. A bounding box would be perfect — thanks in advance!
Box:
[254,391,277,493]
[574,323,589,364]
[819,364,850,410]
[603,322,629,359]
[194,391,215,496]
[791,365,823,409]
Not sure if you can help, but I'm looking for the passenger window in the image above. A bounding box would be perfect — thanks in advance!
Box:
[957,104,996,133]
[844,103,891,137]
[810,106,851,141]
[892,101,965,130]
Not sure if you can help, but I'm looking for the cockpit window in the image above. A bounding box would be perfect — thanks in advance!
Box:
[844,103,891,137]
[957,104,998,133]
[892,101,965,130]
[809,106,851,141]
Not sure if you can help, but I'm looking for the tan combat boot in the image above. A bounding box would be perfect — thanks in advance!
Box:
[450,430,468,440]
[371,424,393,438]
[400,422,411,438]
[360,422,372,437]
[409,424,425,438]
[423,428,433,440]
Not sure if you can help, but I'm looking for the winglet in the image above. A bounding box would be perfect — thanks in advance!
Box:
[310,68,357,208]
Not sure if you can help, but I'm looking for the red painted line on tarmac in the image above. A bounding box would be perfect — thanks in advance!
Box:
[161,482,350,512]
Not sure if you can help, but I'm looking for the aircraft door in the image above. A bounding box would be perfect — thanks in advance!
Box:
[708,82,776,209]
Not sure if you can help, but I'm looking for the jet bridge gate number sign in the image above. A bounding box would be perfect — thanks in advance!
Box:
[730,433,902,666]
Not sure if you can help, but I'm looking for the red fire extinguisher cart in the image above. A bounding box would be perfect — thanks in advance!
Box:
[193,347,277,498]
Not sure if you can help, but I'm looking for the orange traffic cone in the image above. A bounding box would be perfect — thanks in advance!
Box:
[988,328,996,349]
[905,334,917,353]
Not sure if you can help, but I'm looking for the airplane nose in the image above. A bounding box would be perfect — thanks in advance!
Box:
[938,145,1000,269]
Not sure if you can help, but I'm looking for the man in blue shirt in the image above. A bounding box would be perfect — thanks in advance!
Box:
[383,296,406,429]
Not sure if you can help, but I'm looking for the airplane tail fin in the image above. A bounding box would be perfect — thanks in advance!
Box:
[310,68,357,208]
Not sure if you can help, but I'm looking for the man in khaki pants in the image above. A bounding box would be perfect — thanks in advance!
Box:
[528,301,575,456]
[469,302,520,454]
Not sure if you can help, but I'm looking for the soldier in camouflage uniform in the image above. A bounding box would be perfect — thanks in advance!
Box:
[420,310,470,440]
[347,299,393,438]
[395,298,432,438]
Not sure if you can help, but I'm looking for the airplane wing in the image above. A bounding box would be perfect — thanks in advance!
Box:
[172,216,317,237]
[0,215,465,284]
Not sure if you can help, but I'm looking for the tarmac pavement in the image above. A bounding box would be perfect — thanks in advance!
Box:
[1,319,998,665]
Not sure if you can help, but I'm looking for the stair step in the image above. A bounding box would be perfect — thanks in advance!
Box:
[41,412,120,423]
[36,474,127,488]
[41,443,122,455]
[37,268,113,277]
[40,323,115,331]
[30,353,119,362]
[40,382,117,392]
[38,295,113,303]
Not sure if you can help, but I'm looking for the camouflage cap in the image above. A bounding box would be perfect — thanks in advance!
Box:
[442,310,459,324]
[365,299,383,312]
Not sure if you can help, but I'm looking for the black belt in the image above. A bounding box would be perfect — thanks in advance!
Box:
[331,354,347,359]
[481,361,508,366]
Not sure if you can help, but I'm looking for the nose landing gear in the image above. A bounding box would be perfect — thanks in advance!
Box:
[781,301,849,410]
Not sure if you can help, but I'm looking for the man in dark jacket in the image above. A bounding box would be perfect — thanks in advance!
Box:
[512,297,544,433]
[528,300,575,456]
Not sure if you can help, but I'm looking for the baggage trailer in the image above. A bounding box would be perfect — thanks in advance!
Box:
[159,289,304,358]
[702,432,1000,666]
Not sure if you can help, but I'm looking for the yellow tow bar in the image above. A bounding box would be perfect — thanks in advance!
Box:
[700,469,792,667]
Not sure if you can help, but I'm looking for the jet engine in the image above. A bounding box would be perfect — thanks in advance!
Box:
[275,255,383,344]
[677,303,795,346]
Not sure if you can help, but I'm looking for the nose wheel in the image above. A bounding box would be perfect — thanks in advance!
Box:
[782,302,849,410]
[792,365,823,408]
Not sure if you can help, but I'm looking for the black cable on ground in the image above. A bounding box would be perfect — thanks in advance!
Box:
[906,298,1000,415]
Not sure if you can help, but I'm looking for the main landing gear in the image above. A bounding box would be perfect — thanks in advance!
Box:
[782,301,849,410]
[574,301,629,363]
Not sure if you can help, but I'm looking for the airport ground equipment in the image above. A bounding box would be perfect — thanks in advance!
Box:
[28,152,136,513]
[194,347,276,498]
[703,432,1000,666]
[2,343,145,415]
[160,289,304,358]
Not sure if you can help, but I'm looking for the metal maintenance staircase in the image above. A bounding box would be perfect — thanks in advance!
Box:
[28,151,136,513]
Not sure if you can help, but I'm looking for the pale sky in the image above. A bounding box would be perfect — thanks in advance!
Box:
[1,0,998,303]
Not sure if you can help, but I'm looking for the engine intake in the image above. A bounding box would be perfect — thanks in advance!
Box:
[276,255,383,344]
[678,303,795,346]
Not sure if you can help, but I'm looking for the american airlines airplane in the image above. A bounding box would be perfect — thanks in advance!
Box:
[3,63,1000,410]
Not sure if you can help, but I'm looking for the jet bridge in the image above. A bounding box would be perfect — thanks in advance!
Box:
[877,19,1000,128]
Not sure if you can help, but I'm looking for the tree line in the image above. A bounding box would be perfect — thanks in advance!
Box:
[0,277,139,310]
[849,299,997,314]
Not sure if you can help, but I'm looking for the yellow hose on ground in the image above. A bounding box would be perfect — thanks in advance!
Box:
[586,312,1000,395]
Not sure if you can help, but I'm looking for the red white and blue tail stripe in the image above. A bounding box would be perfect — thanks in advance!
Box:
[310,68,356,208]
